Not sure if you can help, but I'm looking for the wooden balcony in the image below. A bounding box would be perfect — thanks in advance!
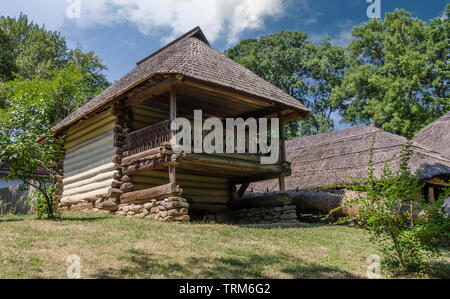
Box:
[126,120,271,161]
[122,120,289,182]
[126,120,172,157]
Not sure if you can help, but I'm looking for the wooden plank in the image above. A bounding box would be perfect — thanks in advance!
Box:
[65,121,116,150]
[122,147,163,164]
[63,163,116,185]
[120,183,182,204]
[66,114,116,142]
[125,76,183,107]
[63,179,115,197]
[134,170,228,184]
[67,107,114,136]
[182,79,273,108]
[180,153,281,173]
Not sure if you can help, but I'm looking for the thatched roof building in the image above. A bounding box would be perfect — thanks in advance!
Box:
[251,126,450,193]
[49,27,311,218]
[413,112,450,160]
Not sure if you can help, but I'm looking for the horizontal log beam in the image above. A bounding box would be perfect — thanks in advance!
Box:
[120,183,183,204]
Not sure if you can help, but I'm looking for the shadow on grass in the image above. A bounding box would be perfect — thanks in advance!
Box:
[92,248,359,279]
[0,213,109,223]
[0,215,30,222]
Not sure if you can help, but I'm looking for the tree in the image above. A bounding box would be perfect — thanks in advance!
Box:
[0,29,15,82]
[0,14,110,218]
[0,65,105,219]
[332,8,450,138]
[0,13,109,90]
[0,13,68,80]
[226,31,347,138]
[0,85,63,219]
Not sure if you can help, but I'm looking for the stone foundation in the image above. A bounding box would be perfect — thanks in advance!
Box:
[59,197,299,225]
[115,197,190,222]
[200,205,298,224]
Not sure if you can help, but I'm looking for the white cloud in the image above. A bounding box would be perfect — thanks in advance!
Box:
[71,0,286,45]
[1,0,288,45]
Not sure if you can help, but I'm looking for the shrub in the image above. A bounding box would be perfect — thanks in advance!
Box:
[330,133,450,274]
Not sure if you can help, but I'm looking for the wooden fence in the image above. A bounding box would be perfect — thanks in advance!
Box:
[0,184,32,215]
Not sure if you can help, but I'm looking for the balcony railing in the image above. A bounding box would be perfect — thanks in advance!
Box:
[126,120,171,156]
[126,120,271,158]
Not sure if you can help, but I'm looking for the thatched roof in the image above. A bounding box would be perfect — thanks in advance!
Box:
[53,26,310,132]
[413,112,450,160]
[251,126,450,192]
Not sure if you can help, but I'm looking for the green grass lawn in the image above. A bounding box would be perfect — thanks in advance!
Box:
[0,212,448,279]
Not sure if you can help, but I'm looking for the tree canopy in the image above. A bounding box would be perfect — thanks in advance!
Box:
[0,13,109,124]
[0,13,110,218]
[226,31,347,138]
[331,8,449,138]
[227,7,449,138]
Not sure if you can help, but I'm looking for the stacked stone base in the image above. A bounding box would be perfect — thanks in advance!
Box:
[200,205,298,224]
[115,197,190,222]
[59,197,299,225]
[232,205,297,224]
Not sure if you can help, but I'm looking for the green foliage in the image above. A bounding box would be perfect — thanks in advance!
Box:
[0,90,63,218]
[0,13,109,89]
[0,14,110,219]
[29,187,60,219]
[0,29,15,82]
[0,62,103,125]
[331,8,450,138]
[330,133,450,274]
[226,31,347,138]
[0,13,68,80]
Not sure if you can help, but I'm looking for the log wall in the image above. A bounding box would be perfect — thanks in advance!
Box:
[129,104,169,131]
[130,169,231,207]
[60,108,119,209]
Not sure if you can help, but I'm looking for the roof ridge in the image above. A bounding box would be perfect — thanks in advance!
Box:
[286,126,380,148]
[136,26,209,66]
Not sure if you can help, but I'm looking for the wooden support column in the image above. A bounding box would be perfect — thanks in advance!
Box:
[428,186,435,203]
[237,182,250,199]
[169,88,177,191]
[278,112,286,192]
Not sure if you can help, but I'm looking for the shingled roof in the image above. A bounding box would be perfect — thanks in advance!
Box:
[54,26,310,132]
[413,112,450,160]
[251,126,450,192]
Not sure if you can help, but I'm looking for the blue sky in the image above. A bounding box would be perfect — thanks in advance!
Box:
[1,0,448,128]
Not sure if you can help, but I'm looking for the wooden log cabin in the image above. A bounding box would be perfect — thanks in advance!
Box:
[52,27,311,220]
